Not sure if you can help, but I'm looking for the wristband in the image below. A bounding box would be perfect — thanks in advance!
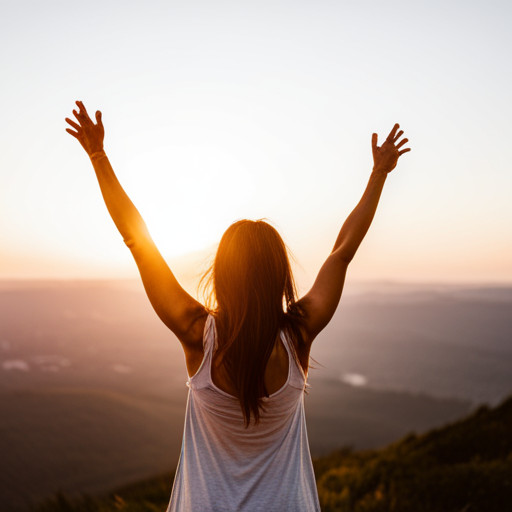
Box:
[90,150,107,160]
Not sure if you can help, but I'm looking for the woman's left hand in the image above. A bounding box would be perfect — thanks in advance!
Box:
[65,100,105,156]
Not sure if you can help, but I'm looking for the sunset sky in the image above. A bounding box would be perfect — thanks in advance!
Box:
[1,0,511,289]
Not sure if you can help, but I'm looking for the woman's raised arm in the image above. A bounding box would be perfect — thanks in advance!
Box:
[65,101,206,348]
[297,123,411,343]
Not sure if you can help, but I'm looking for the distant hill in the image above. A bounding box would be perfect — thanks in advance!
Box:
[32,395,512,512]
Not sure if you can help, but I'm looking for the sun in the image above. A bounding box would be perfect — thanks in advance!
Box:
[125,143,256,259]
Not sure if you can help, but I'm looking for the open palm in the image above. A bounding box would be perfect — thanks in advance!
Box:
[65,100,104,156]
[372,123,410,174]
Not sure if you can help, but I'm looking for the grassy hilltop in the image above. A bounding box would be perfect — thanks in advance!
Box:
[33,396,512,512]
[314,396,512,511]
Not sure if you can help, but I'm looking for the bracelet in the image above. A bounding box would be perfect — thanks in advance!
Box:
[89,150,107,160]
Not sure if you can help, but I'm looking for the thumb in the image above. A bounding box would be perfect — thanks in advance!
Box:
[372,133,378,150]
[95,110,103,126]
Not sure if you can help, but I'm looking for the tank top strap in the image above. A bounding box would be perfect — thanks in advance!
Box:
[202,314,217,353]
[186,314,216,387]
[280,327,308,389]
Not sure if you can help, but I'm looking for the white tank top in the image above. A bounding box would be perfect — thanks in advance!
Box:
[167,314,321,512]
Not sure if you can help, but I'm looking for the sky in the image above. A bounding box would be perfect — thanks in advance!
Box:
[1,0,511,290]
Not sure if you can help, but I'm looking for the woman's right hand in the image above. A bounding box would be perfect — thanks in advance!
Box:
[65,100,105,156]
[371,123,410,174]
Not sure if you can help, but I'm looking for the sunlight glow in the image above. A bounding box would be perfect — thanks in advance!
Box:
[126,143,255,258]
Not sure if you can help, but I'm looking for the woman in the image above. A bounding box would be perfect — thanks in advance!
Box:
[65,101,410,511]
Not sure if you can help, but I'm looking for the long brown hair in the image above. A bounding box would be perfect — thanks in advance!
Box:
[200,219,306,427]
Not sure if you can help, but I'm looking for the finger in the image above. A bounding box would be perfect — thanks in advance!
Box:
[66,128,80,138]
[396,138,409,149]
[398,148,411,156]
[76,100,89,117]
[392,130,403,143]
[372,133,378,150]
[76,101,93,124]
[65,118,81,131]
[72,109,84,123]
[95,110,103,127]
[386,123,400,142]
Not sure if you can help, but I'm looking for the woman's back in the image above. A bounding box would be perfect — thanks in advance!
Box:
[166,314,321,512]
[210,323,297,398]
